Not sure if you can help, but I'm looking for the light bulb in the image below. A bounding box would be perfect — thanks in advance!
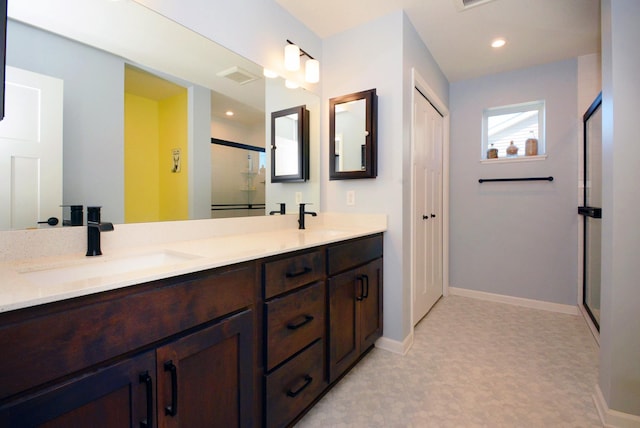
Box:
[305,59,319,83]
[284,44,300,71]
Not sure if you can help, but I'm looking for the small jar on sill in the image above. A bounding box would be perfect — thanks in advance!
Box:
[487,144,498,159]
[506,141,518,157]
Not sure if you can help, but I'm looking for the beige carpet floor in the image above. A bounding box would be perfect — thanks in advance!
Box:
[296,295,601,427]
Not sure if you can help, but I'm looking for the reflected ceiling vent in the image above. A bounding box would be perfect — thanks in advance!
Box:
[216,66,260,85]
[453,0,497,11]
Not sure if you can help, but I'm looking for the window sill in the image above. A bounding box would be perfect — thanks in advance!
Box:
[480,154,547,164]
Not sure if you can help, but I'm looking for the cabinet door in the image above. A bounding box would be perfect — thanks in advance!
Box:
[156,309,254,428]
[359,258,383,351]
[328,269,359,383]
[0,351,155,428]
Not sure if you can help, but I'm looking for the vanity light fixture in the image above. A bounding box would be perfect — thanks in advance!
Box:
[491,38,506,48]
[284,44,300,71]
[284,39,320,83]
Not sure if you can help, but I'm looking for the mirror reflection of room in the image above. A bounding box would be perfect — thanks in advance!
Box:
[334,99,367,172]
[3,0,320,229]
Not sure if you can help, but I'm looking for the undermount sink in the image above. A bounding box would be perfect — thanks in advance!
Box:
[20,250,200,286]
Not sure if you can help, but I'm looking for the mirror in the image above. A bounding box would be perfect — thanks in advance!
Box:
[271,105,309,183]
[329,89,377,180]
[2,0,319,230]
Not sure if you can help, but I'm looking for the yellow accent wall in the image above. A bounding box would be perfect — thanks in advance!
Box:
[124,88,188,223]
[158,91,188,221]
[125,92,160,223]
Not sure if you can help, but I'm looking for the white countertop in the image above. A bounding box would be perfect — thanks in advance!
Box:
[0,213,386,313]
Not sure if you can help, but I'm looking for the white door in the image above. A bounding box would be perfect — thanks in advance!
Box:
[412,87,444,325]
[0,66,63,230]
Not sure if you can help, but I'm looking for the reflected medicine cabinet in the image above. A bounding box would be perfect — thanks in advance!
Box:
[271,105,309,183]
[329,88,377,180]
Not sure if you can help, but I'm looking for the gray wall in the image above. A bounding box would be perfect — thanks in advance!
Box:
[599,0,640,417]
[449,59,579,305]
[323,11,450,343]
[7,20,125,223]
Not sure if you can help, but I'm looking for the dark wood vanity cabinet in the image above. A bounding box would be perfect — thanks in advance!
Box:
[327,235,383,383]
[261,233,383,427]
[262,249,328,428]
[0,233,383,428]
[0,262,256,428]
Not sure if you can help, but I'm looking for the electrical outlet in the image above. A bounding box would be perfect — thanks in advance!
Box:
[346,190,355,206]
[295,192,302,204]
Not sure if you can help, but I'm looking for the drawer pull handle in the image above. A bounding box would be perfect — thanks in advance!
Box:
[286,375,313,398]
[286,267,312,278]
[356,275,365,301]
[362,274,370,299]
[164,360,178,417]
[287,315,314,330]
[139,371,153,428]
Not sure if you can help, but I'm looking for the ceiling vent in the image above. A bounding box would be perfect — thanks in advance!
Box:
[216,66,260,85]
[453,0,497,11]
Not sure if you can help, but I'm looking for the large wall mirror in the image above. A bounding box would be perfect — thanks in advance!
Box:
[271,105,309,183]
[329,88,377,180]
[1,0,319,230]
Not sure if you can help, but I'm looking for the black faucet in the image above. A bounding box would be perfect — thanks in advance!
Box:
[86,206,114,256]
[298,203,317,230]
[269,203,286,215]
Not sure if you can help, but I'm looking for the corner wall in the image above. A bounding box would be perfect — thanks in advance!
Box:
[598,0,640,419]
[323,11,449,344]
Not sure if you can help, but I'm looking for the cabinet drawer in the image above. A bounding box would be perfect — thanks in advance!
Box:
[265,340,326,428]
[327,234,383,276]
[264,250,324,299]
[265,282,325,371]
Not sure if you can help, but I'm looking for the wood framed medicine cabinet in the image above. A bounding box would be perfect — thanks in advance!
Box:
[271,105,310,183]
[329,88,377,180]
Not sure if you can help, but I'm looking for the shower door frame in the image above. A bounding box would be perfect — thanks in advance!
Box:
[580,92,602,331]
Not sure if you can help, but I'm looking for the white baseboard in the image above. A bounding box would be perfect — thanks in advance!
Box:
[593,384,640,427]
[375,331,413,355]
[448,287,579,315]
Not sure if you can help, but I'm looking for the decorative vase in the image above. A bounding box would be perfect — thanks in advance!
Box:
[487,144,498,159]
[506,141,518,157]
[525,137,538,156]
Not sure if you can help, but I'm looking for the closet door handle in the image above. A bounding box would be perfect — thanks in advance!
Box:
[164,360,178,417]
[139,371,153,428]
[286,267,312,278]
[287,314,314,330]
[422,215,429,220]
[356,275,365,301]
[286,375,313,398]
[431,213,436,218]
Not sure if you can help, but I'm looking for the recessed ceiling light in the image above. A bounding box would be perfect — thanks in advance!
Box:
[491,38,506,48]
[225,111,234,117]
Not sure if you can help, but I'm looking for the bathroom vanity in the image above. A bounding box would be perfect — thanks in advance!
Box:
[0,214,385,427]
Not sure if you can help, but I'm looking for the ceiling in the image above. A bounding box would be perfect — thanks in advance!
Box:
[275,0,601,82]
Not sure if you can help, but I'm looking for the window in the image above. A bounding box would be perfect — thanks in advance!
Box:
[482,100,545,160]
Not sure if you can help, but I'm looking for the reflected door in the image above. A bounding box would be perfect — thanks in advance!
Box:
[579,93,602,330]
[0,66,63,230]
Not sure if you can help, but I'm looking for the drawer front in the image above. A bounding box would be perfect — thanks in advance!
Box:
[0,262,255,401]
[265,282,325,371]
[327,234,383,276]
[265,340,326,428]
[264,250,324,299]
